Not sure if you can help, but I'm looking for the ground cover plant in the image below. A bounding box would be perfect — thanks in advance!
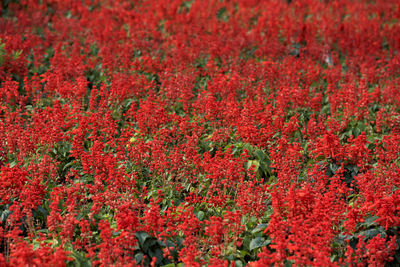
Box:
[0,0,400,266]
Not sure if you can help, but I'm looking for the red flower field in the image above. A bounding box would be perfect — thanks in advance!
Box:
[0,0,400,266]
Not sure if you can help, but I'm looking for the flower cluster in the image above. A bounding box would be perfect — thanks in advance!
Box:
[0,0,399,266]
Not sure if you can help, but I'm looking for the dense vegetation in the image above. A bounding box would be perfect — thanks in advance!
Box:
[0,0,399,266]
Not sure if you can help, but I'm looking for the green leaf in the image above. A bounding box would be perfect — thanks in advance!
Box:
[251,223,269,234]
[357,227,386,240]
[249,236,270,250]
[217,7,228,22]
[9,160,17,168]
[63,161,75,171]
[196,210,205,221]
[148,247,164,264]
[1,209,11,223]
[0,42,5,66]
[142,238,157,252]
[245,160,260,171]
[352,127,361,137]
[238,249,250,258]
[254,149,266,161]
[361,215,379,227]
[329,163,339,174]
[12,50,22,60]
[135,231,151,246]
[135,252,144,264]
[67,247,92,267]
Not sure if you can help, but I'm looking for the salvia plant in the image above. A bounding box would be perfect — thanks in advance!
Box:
[0,0,399,266]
